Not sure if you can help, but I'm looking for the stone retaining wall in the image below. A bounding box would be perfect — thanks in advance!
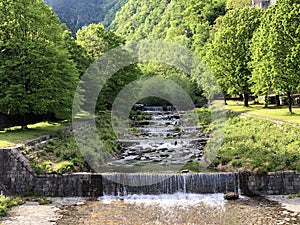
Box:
[0,146,102,197]
[240,171,300,196]
[0,141,299,196]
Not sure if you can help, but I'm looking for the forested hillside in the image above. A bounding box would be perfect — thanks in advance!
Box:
[110,0,226,55]
[44,0,127,36]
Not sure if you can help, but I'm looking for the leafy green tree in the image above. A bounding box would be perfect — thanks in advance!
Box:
[62,28,92,77]
[205,7,262,107]
[226,0,251,9]
[76,23,125,59]
[251,0,300,113]
[76,23,140,110]
[0,0,79,128]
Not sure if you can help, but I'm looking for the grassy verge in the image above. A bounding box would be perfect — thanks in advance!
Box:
[225,100,300,124]
[24,111,120,174]
[0,195,24,219]
[0,122,69,148]
[213,115,300,173]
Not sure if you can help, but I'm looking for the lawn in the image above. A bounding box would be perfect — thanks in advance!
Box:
[225,100,300,124]
[0,122,69,148]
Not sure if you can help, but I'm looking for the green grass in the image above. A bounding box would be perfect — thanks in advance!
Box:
[225,100,300,124]
[23,111,119,174]
[213,115,300,173]
[0,122,69,148]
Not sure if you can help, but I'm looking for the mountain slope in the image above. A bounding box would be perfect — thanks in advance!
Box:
[45,0,127,36]
[110,0,226,54]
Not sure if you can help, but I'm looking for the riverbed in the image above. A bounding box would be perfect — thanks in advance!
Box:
[2,195,300,225]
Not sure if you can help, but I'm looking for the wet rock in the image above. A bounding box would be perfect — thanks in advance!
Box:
[152,158,163,162]
[181,169,190,173]
[160,153,169,157]
[224,192,239,200]
[127,151,140,156]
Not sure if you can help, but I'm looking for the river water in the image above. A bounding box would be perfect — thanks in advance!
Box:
[56,194,300,225]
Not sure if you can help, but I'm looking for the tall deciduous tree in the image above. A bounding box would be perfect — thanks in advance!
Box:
[76,23,140,110]
[251,0,300,113]
[76,23,125,59]
[0,0,79,128]
[205,7,262,107]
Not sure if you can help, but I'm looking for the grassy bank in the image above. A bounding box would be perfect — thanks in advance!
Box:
[225,100,300,124]
[213,115,300,173]
[25,111,119,174]
[5,107,300,174]
[0,122,69,148]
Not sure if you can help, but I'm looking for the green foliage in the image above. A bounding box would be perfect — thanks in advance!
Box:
[250,0,300,113]
[0,196,23,218]
[205,7,262,106]
[76,23,125,59]
[226,0,251,9]
[196,107,212,126]
[112,0,226,52]
[45,0,127,36]
[0,0,80,126]
[25,111,120,174]
[76,23,141,110]
[215,116,300,172]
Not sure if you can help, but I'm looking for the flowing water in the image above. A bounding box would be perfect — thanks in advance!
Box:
[99,107,207,173]
[57,194,300,224]
[7,106,300,224]
[56,106,299,224]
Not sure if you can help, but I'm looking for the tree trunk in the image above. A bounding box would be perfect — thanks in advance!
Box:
[243,93,249,107]
[275,95,280,106]
[224,95,227,105]
[21,114,28,130]
[264,95,268,108]
[287,92,293,113]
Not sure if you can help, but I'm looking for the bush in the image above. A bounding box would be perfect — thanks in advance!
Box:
[0,196,23,218]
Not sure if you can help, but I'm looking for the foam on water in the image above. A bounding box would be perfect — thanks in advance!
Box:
[100,192,225,209]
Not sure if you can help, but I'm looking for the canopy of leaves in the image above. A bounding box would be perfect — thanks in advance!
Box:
[111,0,226,54]
[204,7,262,105]
[251,0,300,105]
[75,23,140,110]
[226,0,251,9]
[45,0,127,36]
[0,0,79,125]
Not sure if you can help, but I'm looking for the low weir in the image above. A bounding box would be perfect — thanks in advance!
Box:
[102,173,239,196]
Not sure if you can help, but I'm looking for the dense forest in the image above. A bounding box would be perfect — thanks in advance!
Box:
[44,0,127,36]
[1,0,300,127]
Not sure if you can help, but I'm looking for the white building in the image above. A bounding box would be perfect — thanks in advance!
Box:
[252,0,276,9]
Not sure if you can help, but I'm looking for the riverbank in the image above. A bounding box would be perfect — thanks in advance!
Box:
[2,198,86,225]
[2,195,300,224]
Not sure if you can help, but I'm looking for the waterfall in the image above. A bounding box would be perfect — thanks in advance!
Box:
[102,173,239,196]
[143,106,163,112]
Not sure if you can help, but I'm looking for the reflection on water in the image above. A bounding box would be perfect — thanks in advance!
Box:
[57,193,300,225]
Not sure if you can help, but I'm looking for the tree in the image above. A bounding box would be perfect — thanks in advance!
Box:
[76,23,140,110]
[61,27,92,77]
[205,7,262,107]
[45,0,127,36]
[251,0,300,113]
[226,0,251,9]
[0,0,79,128]
[76,23,125,59]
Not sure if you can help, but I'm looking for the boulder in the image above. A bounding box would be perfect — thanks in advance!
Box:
[224,192,239,200]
